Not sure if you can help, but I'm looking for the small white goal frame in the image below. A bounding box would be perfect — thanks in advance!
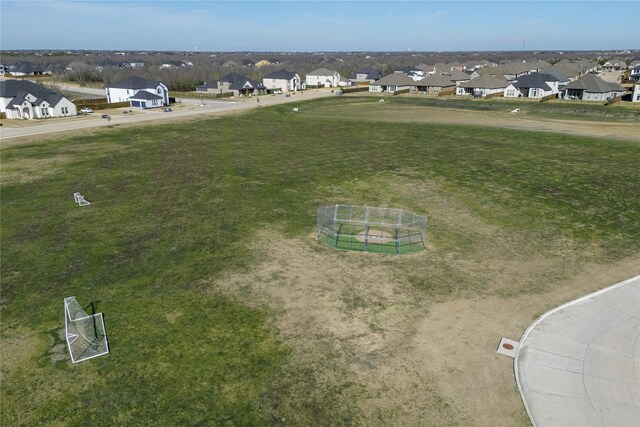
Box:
[73,192,91,206]
[64,296,109,363]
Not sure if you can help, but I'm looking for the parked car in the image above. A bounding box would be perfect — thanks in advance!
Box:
[80,107,94,114]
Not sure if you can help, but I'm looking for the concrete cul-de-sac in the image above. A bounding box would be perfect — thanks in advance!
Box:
[516,275,640,427]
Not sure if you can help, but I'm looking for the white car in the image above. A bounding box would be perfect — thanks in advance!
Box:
[80,107,94,114]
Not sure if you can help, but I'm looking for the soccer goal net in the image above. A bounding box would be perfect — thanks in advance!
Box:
[64,296,109,363]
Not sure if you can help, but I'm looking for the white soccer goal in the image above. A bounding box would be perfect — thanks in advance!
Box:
[73,192,91,206]
[64,296,109,363]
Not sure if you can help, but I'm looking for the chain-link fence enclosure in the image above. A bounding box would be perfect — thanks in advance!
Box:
[317,205,427,255]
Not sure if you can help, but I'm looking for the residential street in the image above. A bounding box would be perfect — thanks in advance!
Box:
[0,88,336,141]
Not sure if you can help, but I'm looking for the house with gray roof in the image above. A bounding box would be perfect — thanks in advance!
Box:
[262,69,302,93]
[306,68,340,88]
[348,67,383,84]
[414,75,456,94]
[129,90,165,109]
[456,75,509,97]
[415,63,435,74]
[161,60,193,69]
[559,74,626,101]
[9,61,52,76]
[444,70,471,86]
[432,63,449,75]
[504,72,560,98]
[538,69,570,85]
[395,66,424,81]
[217,73,265,96]
[106,76,169,107]
[548,59,597,80]
[0,80,76,119]
[602,58,627,71]
[196,81,225,94]
[476,62,541,81]
[369,73,417,94]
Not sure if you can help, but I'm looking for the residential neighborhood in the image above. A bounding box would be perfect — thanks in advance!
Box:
[1,50,638,121]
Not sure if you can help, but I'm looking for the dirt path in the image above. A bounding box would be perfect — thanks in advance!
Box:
[311,102,640,143]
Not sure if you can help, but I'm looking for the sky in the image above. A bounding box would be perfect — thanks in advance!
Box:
[1,1,638,52]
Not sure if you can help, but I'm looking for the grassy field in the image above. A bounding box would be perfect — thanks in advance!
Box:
[2,96,639,426]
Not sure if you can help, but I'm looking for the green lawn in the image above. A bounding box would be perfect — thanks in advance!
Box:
[2,97,639,425]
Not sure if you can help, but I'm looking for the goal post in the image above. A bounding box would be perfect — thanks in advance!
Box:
[64,296,109,363]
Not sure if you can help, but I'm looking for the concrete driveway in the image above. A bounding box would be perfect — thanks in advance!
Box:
[516,275,640,426]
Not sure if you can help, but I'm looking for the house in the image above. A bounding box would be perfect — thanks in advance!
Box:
[106,76,169,107]
[414,75,456,94]
[504,72,560,98]
[395,66,424,81]
[66,61,91,72]
[129,90,164,109]
[0,64,8,75]
[369,73,416,94]
[338,77,352,87]
[629,65,640,82]
[220,73,265,96]
[456,75,509,97]
[476,62,539,81]
[97,60,127,71]
[559,74,626,101]
[464,60,491,71]
[306,68,340,87]
[215,73,265,96]
[632,84,640,102]
[548,59,597,80]
[447,62,464,72]
[129,60,145,69]
[10,61,50,76]
[348,67,383,85]
[415,63,435,75]
[602,59,627,71]
[262,69,302,93]
[432,63,449,75]
[0,80,76,119]
[195,82,226,94]
[538,69,570,86]
[444,70,471,86]
[161,60,193,68]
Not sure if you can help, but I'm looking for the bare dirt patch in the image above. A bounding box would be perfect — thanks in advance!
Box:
[354,229,395,244]
[211,173,640,425]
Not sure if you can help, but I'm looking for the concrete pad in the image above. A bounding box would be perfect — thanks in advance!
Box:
[496,337,519,357]
[515,275,640,427]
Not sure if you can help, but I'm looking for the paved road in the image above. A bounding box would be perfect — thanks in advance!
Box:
[516,275,640,427]
[1,88,335,141]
